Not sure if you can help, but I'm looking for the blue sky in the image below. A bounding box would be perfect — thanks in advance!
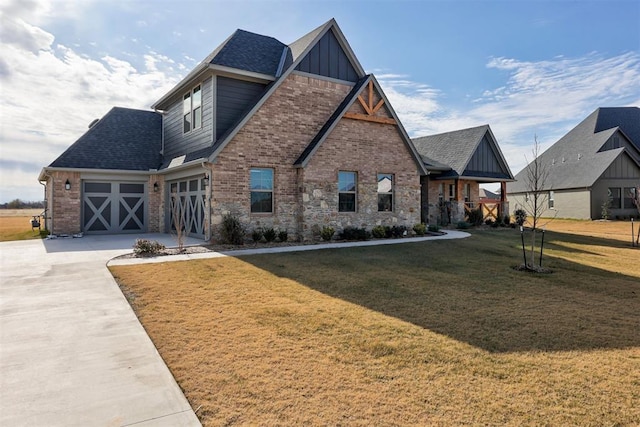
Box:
[1,0,639,202]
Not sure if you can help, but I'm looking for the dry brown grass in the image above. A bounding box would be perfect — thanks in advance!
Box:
[0,209,45,241]
[110,220,640,426]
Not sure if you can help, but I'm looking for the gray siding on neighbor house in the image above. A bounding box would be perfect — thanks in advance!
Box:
[600,131,640,163]
[163,77,214,159]
[295,29,358,82]
[592,178,640,219]
[464,134,505,176]
[216,76,266,141]
[600,152,640,179]
[553,190,591,219]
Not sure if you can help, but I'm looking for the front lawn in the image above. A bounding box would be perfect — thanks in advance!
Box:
[0,209,46,241]
[110,220,640,426]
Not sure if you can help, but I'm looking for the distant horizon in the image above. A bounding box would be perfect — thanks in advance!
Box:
[1,0,638,203]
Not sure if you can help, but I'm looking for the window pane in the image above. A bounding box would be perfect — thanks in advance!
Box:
[608,188,621,209]
[377,174,392,193]
[250,169,273,190]
[120,183,144,194]
[192,85,201,108]
[183,113,191,133]
[251,192,272,213]
[183,93,191,114]
[378,194,393,211]
[193,106,202,129]
[338,171,356,192]
[624,187,636,209]
[84,182,111,193]
[339,193,356,212]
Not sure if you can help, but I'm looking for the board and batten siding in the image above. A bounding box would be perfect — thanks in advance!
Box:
[600,152,640,179]
[295,29,359,82]
[465,134,506,176]
[163,77,214,159]
[216,76,267,141]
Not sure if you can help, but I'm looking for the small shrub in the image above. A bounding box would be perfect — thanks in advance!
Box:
[390,225,407,238]
[320,226,334,241]
[220,213,245,245]
[251,228,263,242]
[413,223,427,236]
[263,227,277,242]
[384,225,393,238]
[457,221,470,230]
[514,208,527,226]
[372,225,387,239]
[133,239,165,256]
[428,224,440,232]
[468,207,484,226]
[485,218,494,226]
[491,221,499,228]
[340,226,370,241]
[278,230,288,242]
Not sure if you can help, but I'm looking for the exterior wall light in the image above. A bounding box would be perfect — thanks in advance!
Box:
[203,175,209,186]
[153,182,159,192]
[65,179,71,191]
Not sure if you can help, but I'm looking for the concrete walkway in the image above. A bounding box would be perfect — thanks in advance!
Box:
[1,230,469,426]
[109,230,470,266]
[0,234,203,427]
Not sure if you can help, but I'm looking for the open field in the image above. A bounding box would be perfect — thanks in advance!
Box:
[111,220,640,426]
[0,209,46,241]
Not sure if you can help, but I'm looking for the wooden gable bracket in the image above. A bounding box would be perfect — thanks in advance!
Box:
[344,80,397,125]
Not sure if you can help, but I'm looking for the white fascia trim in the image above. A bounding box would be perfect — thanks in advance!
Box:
[208,64,275,82]
[41,167,155,177]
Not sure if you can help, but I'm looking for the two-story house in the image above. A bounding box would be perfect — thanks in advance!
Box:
[38,19,427,241]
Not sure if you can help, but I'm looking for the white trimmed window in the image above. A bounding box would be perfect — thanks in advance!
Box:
[183,84,202,133]
[548,191,555,209]
[377,173,393,212]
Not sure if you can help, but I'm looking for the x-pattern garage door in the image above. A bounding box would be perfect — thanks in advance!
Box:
[83,182,147,233]
[168,178,206,238]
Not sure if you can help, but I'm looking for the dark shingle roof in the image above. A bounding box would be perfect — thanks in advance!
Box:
[49,107,162,171]
[412,125,490,175]
[208,29,287,76]
[508,107,640,193]
[594,107,640,149]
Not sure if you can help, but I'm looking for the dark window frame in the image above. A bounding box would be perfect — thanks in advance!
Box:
[377,173,394,212]
[338,171,357,212]
[250,168,274,214]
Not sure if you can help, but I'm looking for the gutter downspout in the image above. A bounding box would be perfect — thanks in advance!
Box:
[201,161,212,241]
[38,170,52,234]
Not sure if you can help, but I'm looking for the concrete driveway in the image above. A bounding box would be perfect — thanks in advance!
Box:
[0,234,202,426]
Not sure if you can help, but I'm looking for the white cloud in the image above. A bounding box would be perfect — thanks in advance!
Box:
[0,15,182,202]
[378,51,640,175]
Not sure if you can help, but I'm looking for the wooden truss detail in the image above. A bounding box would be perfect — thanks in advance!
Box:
[348,80,396,125]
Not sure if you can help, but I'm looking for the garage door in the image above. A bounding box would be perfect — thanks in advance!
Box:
[168,177,206,239]
[82,182,147,233]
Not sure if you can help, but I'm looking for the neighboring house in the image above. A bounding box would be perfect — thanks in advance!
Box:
[38,19,427,241]
[507,107,640,220]
[412,125,514,225]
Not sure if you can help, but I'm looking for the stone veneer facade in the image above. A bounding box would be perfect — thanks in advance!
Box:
[210,73,422,241]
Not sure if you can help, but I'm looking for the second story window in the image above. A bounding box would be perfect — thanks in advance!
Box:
[183,84,202,134]
[338,171,357,212]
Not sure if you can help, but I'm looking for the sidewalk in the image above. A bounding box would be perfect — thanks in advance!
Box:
[108,230,471,266]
